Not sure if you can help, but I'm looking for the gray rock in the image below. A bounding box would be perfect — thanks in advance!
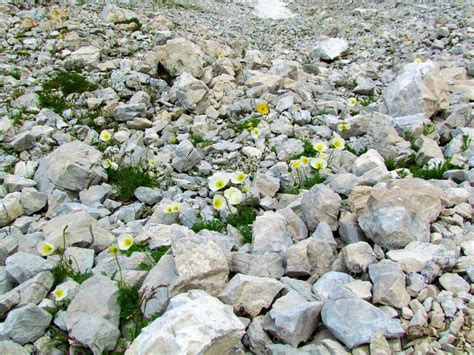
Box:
[34,141,106,194]
[5,252,50,284]
[383,62,448,118]
[312,272,354,301]
[301,184,341,231]
[0,192,24,227]
[9,131,35,152]
[0,272,54,317]
[255,173,280,198]
[416,136,445,165]
[0,340,29,355]
[438,273,470,294]
[352,149,386,177]
[263,291,323,347]
[358,178,444,250]
[230,252,284,278]
[66,275,120,353]
[134,187,162,205]
[252,211,293,256]
[139,254,178,318]
[114,103,147,122]
[219,273,284,317]
[322,290,404,349]
[3,303,52,344]
[20,188,47,215]
[170,72,209,114]
[342,242,377,274]
[42,210,114,251]
[243,316,273,354]
[172,235,229,296]
[69,46,100,67]
[171,140,203,173]
[126,291,245,354]
[146,38,205,78]
[64,247,95,274]
[369,260,410,309]
[339,212,366,244]
[312,38,349,61]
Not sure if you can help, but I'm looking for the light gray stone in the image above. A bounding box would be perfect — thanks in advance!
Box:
[369,260,410,309]
[312,272,354,301]
[20,188,47,215]
[230,252,284,278]
[301,184,341,231]
[34,141,106,194]
[171,140,203,173]
[170,72,209,114]
[219,274,284,317]
[3,303,52,344]
[252,211,293,256]
[126,291,245,354]
[5,252,50,284]
[312,38,349,61]
[439,273,470,294]
[342,242,377,274]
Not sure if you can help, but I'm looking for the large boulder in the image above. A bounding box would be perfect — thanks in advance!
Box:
[126,290,245,354]
[383,61,448,118]
[358,178,445,250]
[170,72,210,114]
[369,260,410,309]
[312,38,349,61]
[301,184,341,231]
[219,274,284,317]
[145,38,205,79]
[66,275,120,353]
[172,235,229,296]
[252,212,293,256]
[2,303,52,344]
[322,289,404,349]
[34,141,106,194]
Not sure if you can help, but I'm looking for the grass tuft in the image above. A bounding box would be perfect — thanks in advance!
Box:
[107,163,157,202]
[192,219,226,233]
[227,206,257,244]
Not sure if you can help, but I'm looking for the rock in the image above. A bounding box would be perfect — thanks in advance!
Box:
[170,72,209,114]
[358,178,445,250]
[277,207,308,242]
[322,289,404,349]
[219,274,284,317]
[4,175,36,193]
[10,131,35,152]
[312,38,349,61]
[69,46,101,67]
[34,141,106,194]
[339,212,366,244]
[342,242,377,274]
[252,211,293,256]
[114,103,147,122]
[64,247,95,274]
[0,192,24,227]
[5,252,50,284]
[344,280,373,300]
[416,136,444,165]
[354,77,376,95]
[255,173,280,197]
[312,272,354,301]
[0,272,54,317]
[139,254,178,318]
[126,291,245,354]
[20,188,47,215]
[243,316,273,354]
[230,252,284,278]
[171,140,203,173]
[301,184,341,231]
[146,38,205,79]
[42,210,114,251]
[66,275,120,353]
[383,62,448,118]
[0,340,29,355]
[245,73,282,97]
[3,303,52,344]
[263,291,323,347]
[352,149,387,177]
[369,260,410,309]
[172,235,229,296]
[438,273,470,294]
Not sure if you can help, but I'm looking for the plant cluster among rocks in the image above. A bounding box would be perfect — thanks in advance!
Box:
[0,0,473,354]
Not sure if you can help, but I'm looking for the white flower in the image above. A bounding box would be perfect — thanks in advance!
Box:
[99,130,112,142]
[224,187,243,205]
[347,97,357,107]
[38,241,55,256]
[118,234,134,251]
[311,158,327,170]
[299,156,310,167]
[110,162,118,170]
[212,195,226,210]
[52,286,67,302]
[331,135,345,150]
[102,159,111,169]
[313,141,327,153]
[250,128,261,139]
[208,172,230,191]
[231,171,247,184]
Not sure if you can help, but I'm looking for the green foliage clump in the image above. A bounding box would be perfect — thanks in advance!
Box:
[345,143,368,156]
[38,71,97,113]
[411,160,459,180]
[289,138,317,161]
[402,129,419,151]
[107,163,157,202]
[421,123,436,136]
[191,133,212,148]
[230,116,261,134]
[192,219,226,233]
[121,243,169,271]
[227,206,257,244]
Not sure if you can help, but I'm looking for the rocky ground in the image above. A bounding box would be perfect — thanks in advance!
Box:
[0,0,473,354]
